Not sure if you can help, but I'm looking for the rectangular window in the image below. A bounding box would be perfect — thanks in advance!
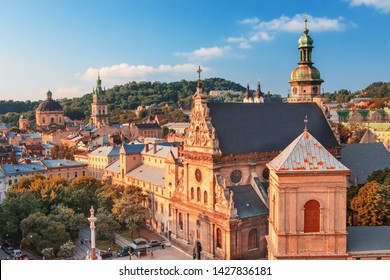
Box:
[8,180,12,185]
[58,173,61,178]
[67,173,70,179]
[74,172,78,178]
[82,171,86,177]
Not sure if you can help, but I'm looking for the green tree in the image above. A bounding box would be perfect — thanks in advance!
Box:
[57,240,75,259]
[350,181,390,226]
[0,192,43,235]
[51,205,86,239]
[367,168,390,185]
[20,212,70,253]
[96,210,120,245]
[112,186,148,236]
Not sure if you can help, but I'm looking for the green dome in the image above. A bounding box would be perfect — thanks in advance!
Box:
[20,114,26,119]
[298,28,313,48]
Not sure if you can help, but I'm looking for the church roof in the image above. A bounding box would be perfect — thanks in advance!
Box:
[227,185,268,219]
[341,142,390,185]
[359,128,377,144]
[347,226,390,255]
[267,130,348,172]
[36,91,63,112]
[207,103,339,154]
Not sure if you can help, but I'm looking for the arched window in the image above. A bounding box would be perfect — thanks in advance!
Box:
[262,167,270,181]
[51,117,54,123]
[304,200,320,232]
[204,191,208,204]
[197,187,201,202]
[42,117,45,124]
[248,229,258,250]
[179,213,183,230]
[191,187,194,200]
[216,228,222,248]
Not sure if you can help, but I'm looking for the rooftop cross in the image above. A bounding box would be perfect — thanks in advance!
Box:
[304,115,308,132]
[197,66,202,88]
[304,12,308,29]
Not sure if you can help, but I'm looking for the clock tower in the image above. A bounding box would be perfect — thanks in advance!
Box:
[91,73,109,128]
[288,17,324,104]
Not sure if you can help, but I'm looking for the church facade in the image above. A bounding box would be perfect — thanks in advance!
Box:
[35,90,65,130]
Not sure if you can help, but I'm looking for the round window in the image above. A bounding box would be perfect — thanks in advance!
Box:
[230,170,242,184]
[195,169,202,183]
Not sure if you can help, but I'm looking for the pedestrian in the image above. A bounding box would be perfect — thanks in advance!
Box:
[80,239,83,245]
[85,238,88,243]
[137,251,140,258]
[150,250,154,259]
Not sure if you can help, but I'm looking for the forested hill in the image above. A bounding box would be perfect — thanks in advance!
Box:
[0,78,245,116]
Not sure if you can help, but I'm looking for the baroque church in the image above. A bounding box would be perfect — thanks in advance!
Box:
[35,90,65,130]
[105,19,390,260]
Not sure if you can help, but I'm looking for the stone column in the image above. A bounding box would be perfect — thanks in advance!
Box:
[87,206,97,260]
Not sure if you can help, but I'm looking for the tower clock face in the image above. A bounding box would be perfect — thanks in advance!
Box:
[195,169,202,182]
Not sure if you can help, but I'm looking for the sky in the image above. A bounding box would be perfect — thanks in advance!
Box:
[0,0,389,101]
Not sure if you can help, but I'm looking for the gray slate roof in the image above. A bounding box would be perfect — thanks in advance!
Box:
[347,226,390,254]
[341,142,390,185]
[122,143,145,154]
[126,165,165,187]
[227,185,268,219]
[1,162,46,175]
[208,103,339,154]
[41,159,87,169]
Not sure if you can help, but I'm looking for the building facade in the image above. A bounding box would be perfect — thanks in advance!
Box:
[36,91,65,130]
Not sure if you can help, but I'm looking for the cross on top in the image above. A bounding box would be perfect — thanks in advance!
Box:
[304,115,308,132]
[197,66,202,88]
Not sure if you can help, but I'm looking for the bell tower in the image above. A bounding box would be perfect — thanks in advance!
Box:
[266,121,350,259]
[288,17,324,103]
[91,73,109,128]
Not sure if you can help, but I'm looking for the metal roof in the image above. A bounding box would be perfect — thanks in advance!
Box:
[122,143,145,155]
[268,131,349,172]
[347,226,390,254]
[126,165,165,187]
[227,185,268,219]
[41,159,87,169]
[341,142,390,185]
[142,145,178,158]
[89,146,120,157]
[1,162,46,175]
[105,159,120,173]
[207,103,339,154]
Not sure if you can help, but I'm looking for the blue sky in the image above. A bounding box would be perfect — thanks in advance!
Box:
[0,0,389,101]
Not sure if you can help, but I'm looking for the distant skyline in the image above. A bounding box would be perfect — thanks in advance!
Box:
[0,0,389,101]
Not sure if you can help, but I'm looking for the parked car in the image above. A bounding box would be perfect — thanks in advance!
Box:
[147,240,162,248]
[99,250,112,259]
[130,238,149,255]
[11,249,22,258]
[117,246,130,257]
[3,246,14,255]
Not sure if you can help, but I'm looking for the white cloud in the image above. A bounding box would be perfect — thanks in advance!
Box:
[255,14,347,33]
[56,85,83,98]
[227,36,247,43]
[176,46,231,61]
[349,0,390,13]
[228,14,350,48]
[81,63,206,81]
[238,42,252,49]
[238,17,260,25]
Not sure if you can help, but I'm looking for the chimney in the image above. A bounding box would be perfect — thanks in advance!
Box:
[145,143,149,152]
[153,144,157,154]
